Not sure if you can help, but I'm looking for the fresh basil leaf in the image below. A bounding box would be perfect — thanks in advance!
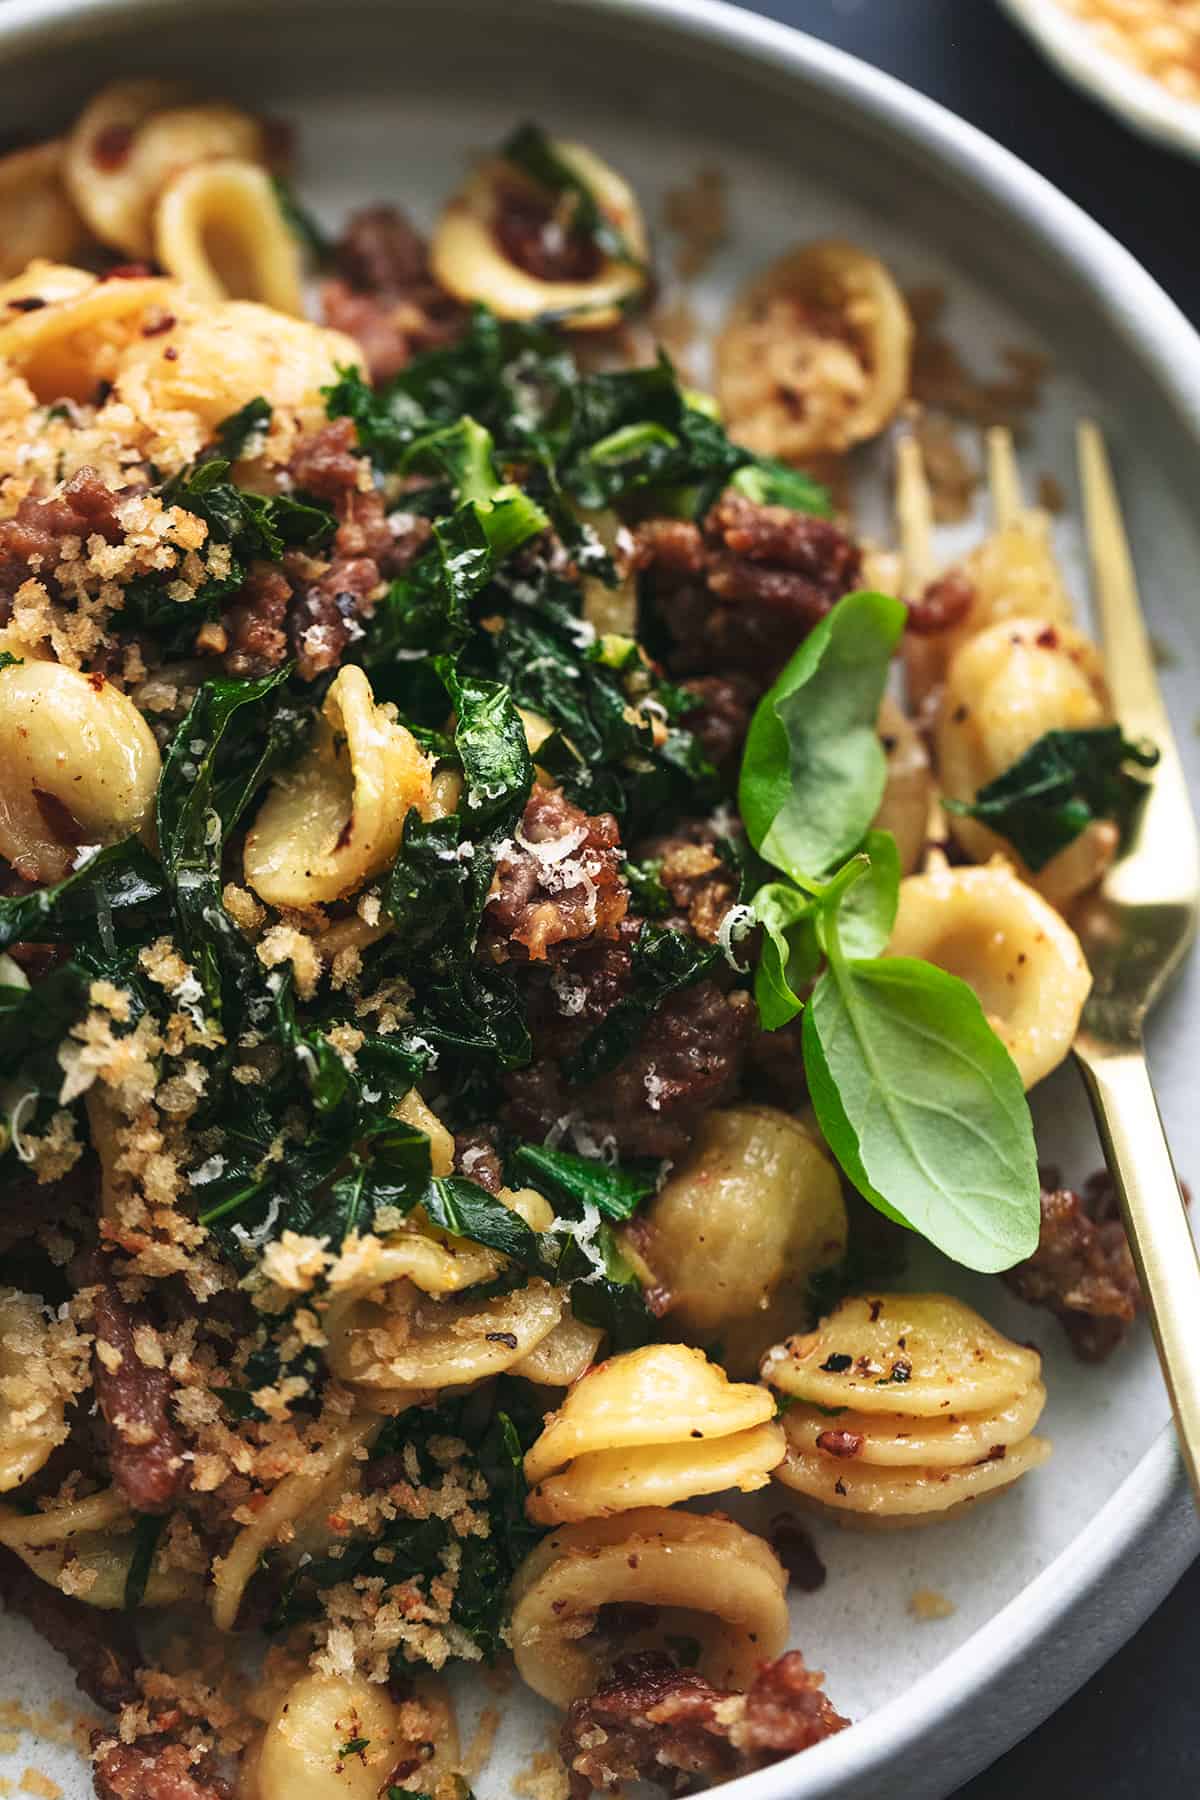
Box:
[944,725,1158,871]
[834,829,901,959]
[510,1142,659,1221]
[751,880,819,1031]
[802,953,1039,1271]
[730,457,832,516]
[739,591,906,881]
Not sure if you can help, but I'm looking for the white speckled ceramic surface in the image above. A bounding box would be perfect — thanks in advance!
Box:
[0,3,1197,1795]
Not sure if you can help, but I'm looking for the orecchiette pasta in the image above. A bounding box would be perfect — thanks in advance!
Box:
[0,265,360,461]
[249,1670,459,1800]
[154,158,304,314]
[622,1107,847,1376]
[0,1290,71,1491]
[64,79,268,259]
[0,660,161,884]
[431,140,648,329]
[509,1508,790,1707]
[212,1414,379,1631]
[873,693,934,877]
[523,1342,783,1525]
[762,1292,1043,1417]
[0,140,87,280]
[903,511,1077,710]
[715,240,913,459]
[938,615,1117,906]
[244,666,435,906]
[764,1293,1050,1525]
[0,1488,199,1608]
[510,1312,605,1388]
[887,859,1092,1088]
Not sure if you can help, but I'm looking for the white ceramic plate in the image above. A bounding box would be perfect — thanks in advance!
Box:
[997,0,1200,161]
[1,2,1198,1796]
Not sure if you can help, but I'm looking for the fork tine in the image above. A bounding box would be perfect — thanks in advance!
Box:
[1077,421,1178,749]
[895,432,936,594]
[986,426,1023,530]
[1076,418,1198,901]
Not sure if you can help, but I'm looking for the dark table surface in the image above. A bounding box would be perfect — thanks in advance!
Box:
[729,2,1200,1794]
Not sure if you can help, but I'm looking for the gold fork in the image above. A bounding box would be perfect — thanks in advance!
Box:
[1071,421,1200,1502]
[897,422,1200,1501]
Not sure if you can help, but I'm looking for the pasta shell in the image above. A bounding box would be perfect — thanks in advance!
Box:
[938,615,1117,906]
[512,1312,605,1389]
[0,660,161,884]
[715,240,912,458]
[0,140,87,280]
[903,513,1076,710]
[509,1508,789,1708]
[526,1421,786,1525]
[762,1293,1042,1418]
[154,158,304,314]
[431,140,647,330]
[0,1291,71,1492]
[620,1107,847,1376]
[781,1379,1047,1469]
[327,1277,565,1392]
[524,1342,776,1484]
[64,80,266,258]
[253,1671,458,1800]
[776,1430,1051,1520]
[886,859,1091,1089]
[244,665,434,907]
[0,1488,197,1610]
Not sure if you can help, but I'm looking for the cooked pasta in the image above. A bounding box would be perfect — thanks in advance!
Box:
[244,665,435,905]
[0,1289,73,1491]
[0,80,1156,1800]
[764,1292,1050,1525]
[888,858,1092,1087]
[938,615,1118,904]
[64,80,268,259]
[431,137,648,328]
[249,1670,460,1800]
[0,140,86,280]
[523,1342,784,1523]
[0,659,161,882]
[715,240,913,457]
[621,1107,847,1375]
[509,1508,790,1707]
[154,158,305,313]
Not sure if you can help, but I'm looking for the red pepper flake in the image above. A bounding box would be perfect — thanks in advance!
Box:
[102,261,156,281]
[91,122,134,169]
[816,1429,864,1460]
[141,309,176,338]
[1036,625,1060,648]
[163,346,179,362]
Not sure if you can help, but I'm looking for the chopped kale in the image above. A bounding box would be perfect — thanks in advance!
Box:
[945,725,1159,870]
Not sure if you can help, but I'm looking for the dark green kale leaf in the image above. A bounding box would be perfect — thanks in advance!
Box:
[215,396,272,460]
[944,725,1159,871]
[509,1142,659,1221]
[563,922,719,1085]
[729,456,832,516]
[123,1514,166,1610]
[622,856,672,917]
[266,1388,544,1663]
[161,456,335,564]
[0,840,164,951]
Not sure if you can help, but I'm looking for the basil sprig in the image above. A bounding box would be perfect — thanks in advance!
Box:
[737,592,1041,1272]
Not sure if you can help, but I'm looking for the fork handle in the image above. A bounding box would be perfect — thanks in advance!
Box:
[1074,1036,1200,1503]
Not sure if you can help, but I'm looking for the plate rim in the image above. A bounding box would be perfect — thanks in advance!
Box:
[995,0,1200,164]
[0,0,1197,1793]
